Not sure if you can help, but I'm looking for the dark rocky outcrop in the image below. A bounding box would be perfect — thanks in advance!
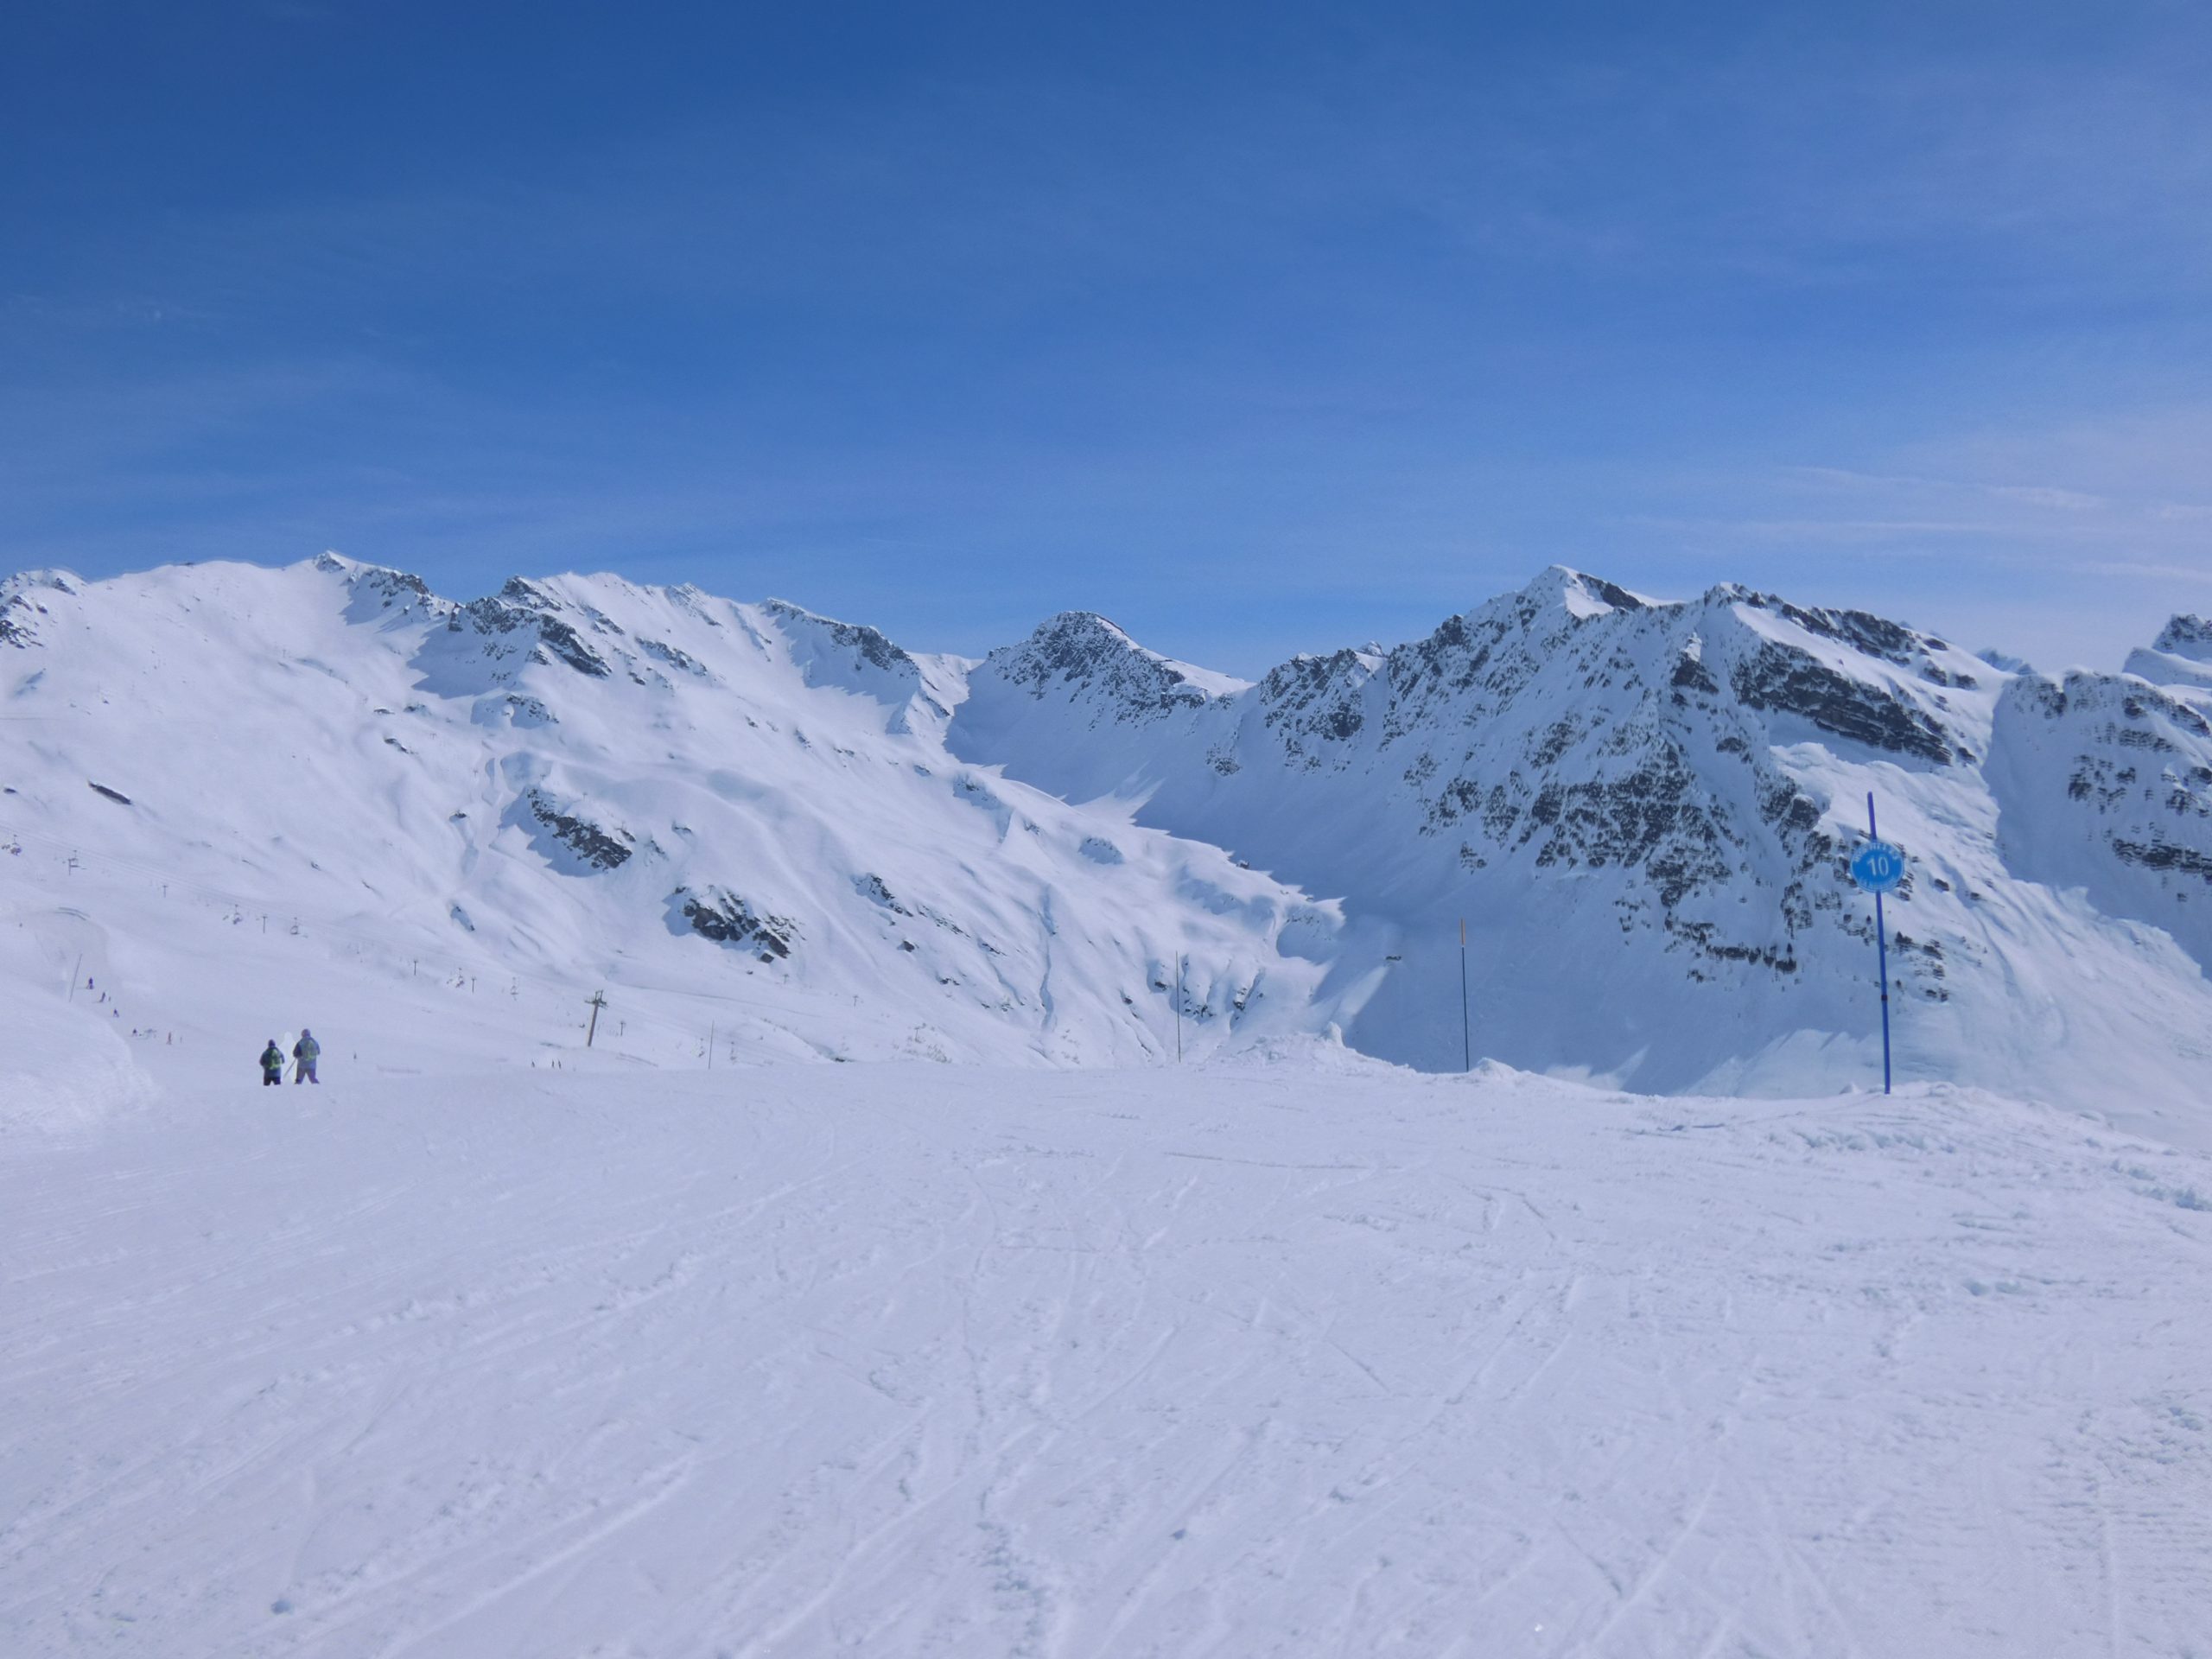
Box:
[524,790,632,870]
[991,613,1219,721]
[761,601,912,677]
[448,581,611,679]
[671,886,797,962]
[0,572,74,649]
[1730,645,1957,764]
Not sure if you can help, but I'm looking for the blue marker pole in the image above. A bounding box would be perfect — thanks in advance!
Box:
[1868,792,1891,1095]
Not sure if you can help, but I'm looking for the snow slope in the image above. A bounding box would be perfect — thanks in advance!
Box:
[3,1051,2208,1656]
[0,557,1340,1077]
[0,902,154,1133]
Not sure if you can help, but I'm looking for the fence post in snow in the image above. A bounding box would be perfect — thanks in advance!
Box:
[1459,918,1471,1073]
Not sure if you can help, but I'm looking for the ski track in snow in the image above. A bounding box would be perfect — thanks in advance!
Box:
[3,1061,2209,1656]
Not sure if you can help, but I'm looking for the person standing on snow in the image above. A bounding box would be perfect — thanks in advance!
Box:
[259,1039,284,1087]
[293,1029,321,1084]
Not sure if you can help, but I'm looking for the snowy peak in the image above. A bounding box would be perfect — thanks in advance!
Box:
[2123,613,2212,691]
[1520,563,1664,621]
[2154,614,2212,661]
[948,610,1249,801]
[323,559,452,629]
[760,597,917,686]
[1252,645,1384,758]
[983,610,1246,714]
[0,569,80,648]
[753,599,935,724]
[411,589,602,702]
[1715,586,1967,676]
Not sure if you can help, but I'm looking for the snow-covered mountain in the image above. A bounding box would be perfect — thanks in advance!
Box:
[0,556,1342,1077]
[956,569,2212,1137]
[7,556,2212,1138]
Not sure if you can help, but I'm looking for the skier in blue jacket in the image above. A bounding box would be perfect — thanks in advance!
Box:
[292,1029,321,1084]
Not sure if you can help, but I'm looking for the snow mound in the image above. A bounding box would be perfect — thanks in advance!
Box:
[0,912,155,1132]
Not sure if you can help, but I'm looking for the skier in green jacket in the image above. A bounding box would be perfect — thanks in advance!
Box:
[259,1040,284,1086]
[292,1029,321,1084]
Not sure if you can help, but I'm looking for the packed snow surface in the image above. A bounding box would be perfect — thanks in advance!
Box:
[4,1037,2209,1656]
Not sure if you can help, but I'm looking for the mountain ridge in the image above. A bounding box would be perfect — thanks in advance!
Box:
[6,554,2211,1142]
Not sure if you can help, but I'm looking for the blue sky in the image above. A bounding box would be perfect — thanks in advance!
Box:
[4,1,2209,673]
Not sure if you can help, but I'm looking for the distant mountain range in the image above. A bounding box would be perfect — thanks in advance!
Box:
[5,555,2209,1137]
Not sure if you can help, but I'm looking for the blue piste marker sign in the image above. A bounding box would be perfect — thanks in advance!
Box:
[1851,841,1905,894]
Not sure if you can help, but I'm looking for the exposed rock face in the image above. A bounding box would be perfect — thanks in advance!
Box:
[671,886,797,963]
[2124,613,2212,692]
[2154,615,2212,658]
[638,637,711,680]
[753,597,963,737]
[0,572,75,649]
[761,600,912,678]
[319,554,449,625]
[1989,668,2212,968]
[1259,649,1378,756]
[950,612,1249,801]
[523,790,634,871]
[1729,644,1960,764]
[852,873,911,914]
[448,580,613,680]
[986,612,1233,724]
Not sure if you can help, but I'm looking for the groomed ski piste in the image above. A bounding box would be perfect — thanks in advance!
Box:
[6,883,2212,1656]
[4,556,2211,1655]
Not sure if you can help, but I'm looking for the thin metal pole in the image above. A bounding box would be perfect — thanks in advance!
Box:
[1459,918,1471,1072]
[1175,955,1184,1064]
[1868,793,1891,1096]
